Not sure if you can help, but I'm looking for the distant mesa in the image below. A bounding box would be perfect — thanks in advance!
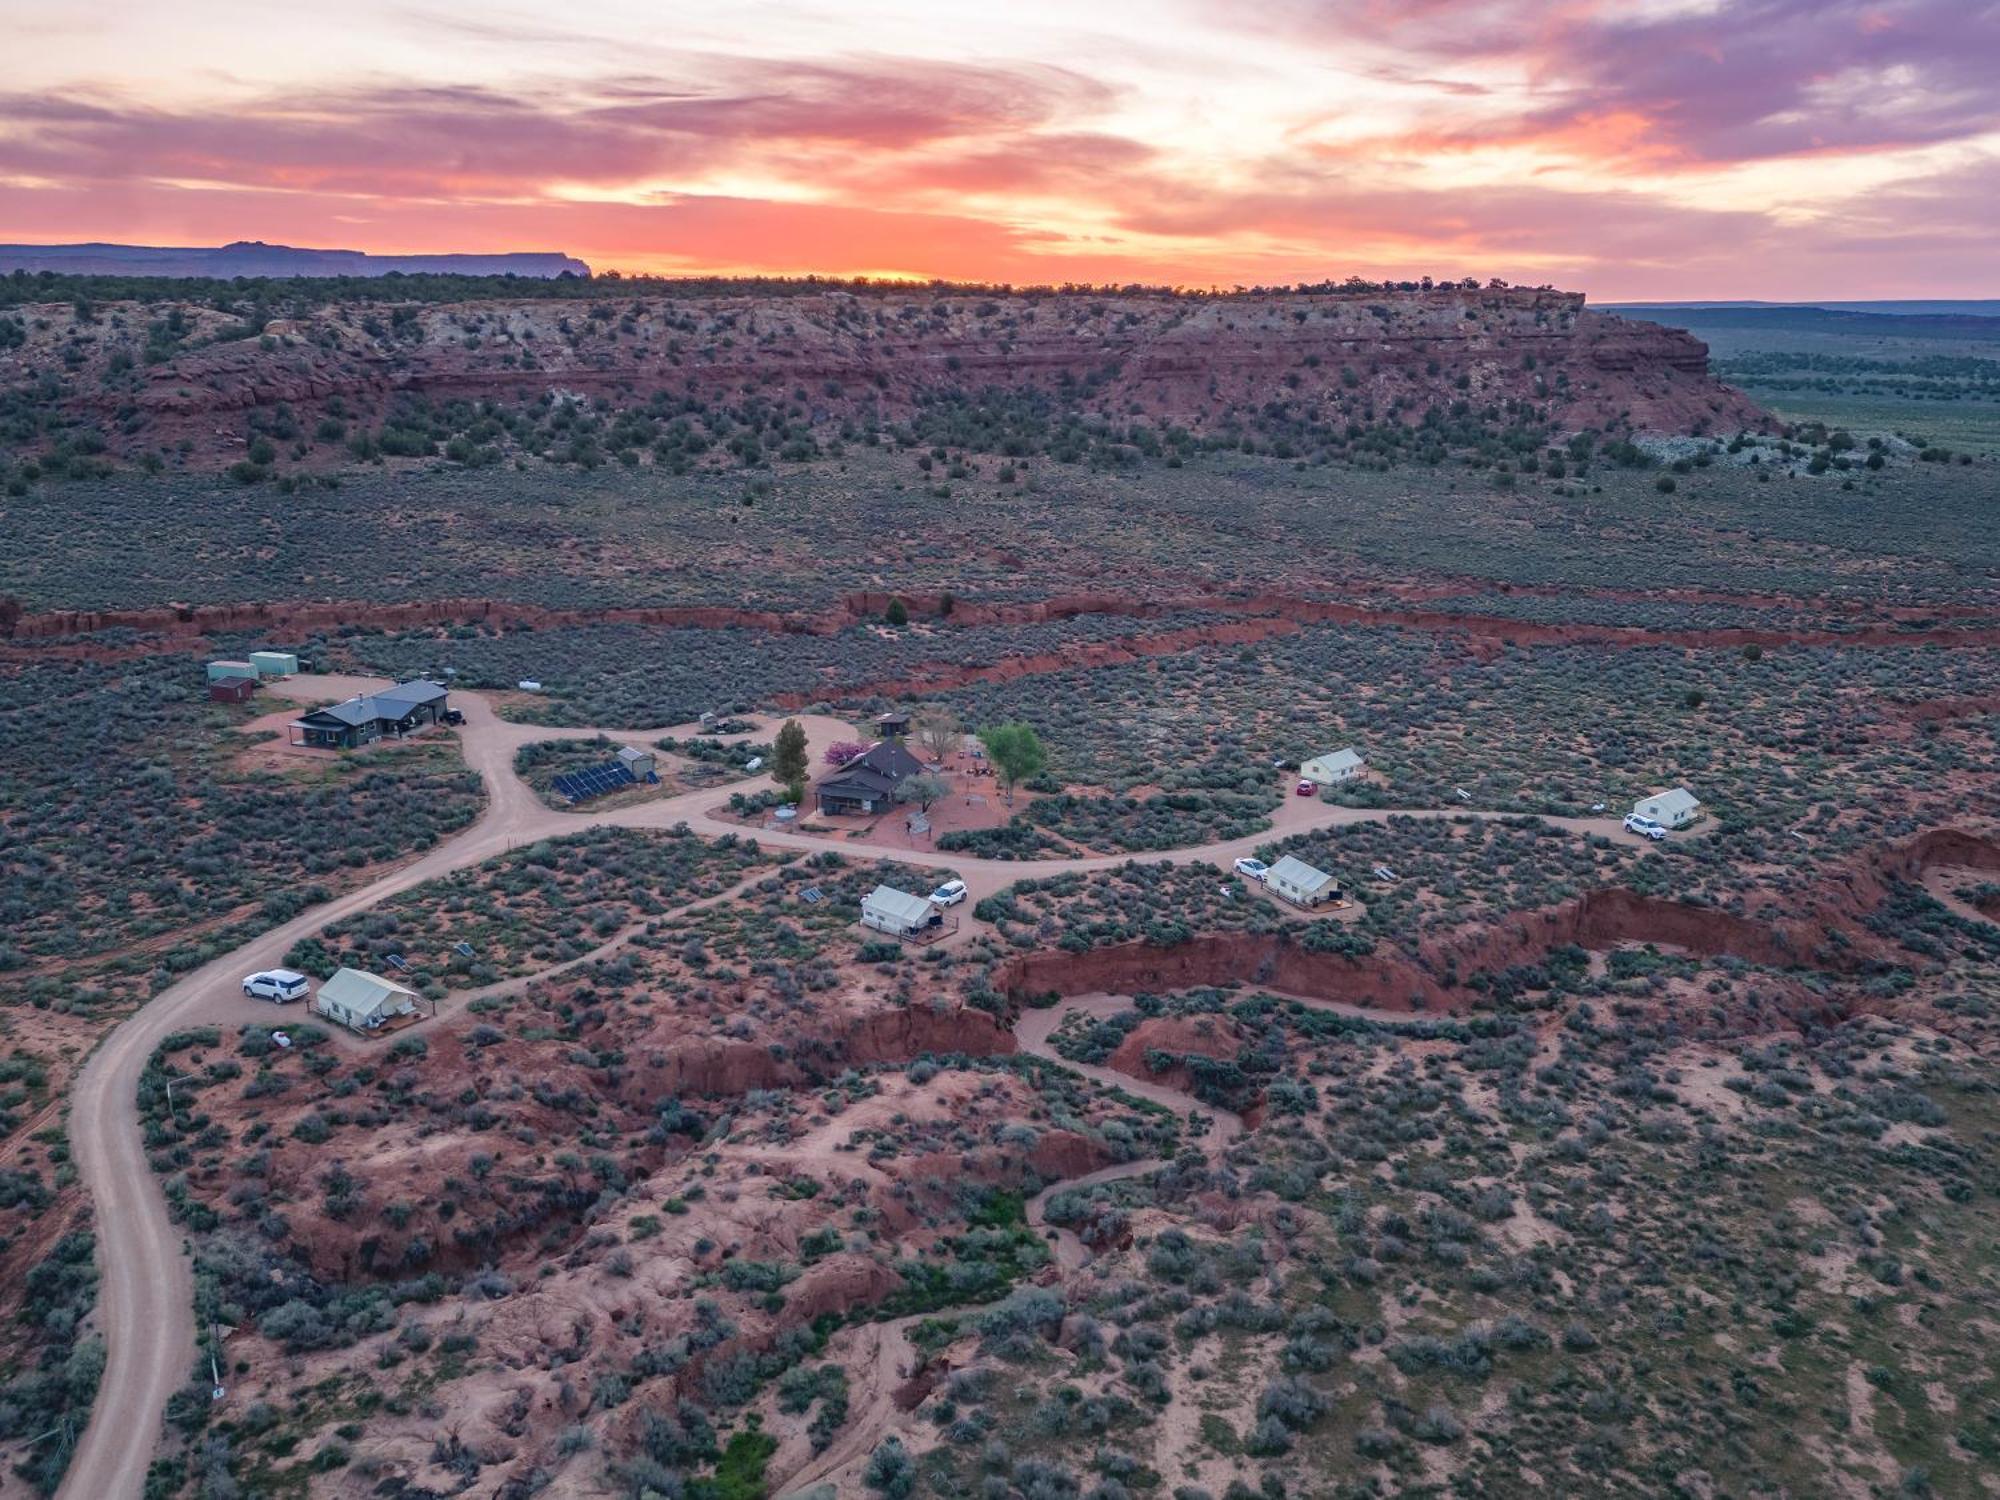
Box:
[0,240,591,280]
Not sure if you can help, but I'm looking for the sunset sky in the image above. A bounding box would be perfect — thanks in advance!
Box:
[6,0,1997,298]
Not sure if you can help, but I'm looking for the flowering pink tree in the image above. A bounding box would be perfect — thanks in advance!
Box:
[824,741,870,767]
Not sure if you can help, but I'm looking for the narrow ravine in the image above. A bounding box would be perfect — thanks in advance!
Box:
[773,985,1420,1497]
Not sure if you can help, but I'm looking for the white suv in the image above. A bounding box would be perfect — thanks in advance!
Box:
[243,969,310,1003]
[1623,814,1668,841]
[929,879,969,908]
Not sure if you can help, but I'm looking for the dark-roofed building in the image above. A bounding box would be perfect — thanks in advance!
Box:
[289,680,450,750]
[816,738,926,815]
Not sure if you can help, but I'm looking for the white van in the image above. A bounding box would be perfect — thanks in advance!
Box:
[242,969,311,1004]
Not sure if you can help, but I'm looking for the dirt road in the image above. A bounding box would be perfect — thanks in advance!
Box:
[771,986,1397,1497]
[57,678,1641,1500]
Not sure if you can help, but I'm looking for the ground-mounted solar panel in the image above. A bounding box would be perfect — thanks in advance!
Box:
[557,760,643,804]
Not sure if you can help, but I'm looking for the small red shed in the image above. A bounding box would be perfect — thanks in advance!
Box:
[209,676,258,703]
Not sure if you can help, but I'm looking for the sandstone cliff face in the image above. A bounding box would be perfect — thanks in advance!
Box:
[4,284,1767,463]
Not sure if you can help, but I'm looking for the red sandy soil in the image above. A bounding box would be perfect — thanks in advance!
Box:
[1106,1013,1250,1094]
[160,1056,1136,1498]
[41,664,2000,1500]
[994,827,2000,1028]
[808,747,1048,854]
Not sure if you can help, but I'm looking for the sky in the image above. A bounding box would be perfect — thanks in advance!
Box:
[4,0,1998,299]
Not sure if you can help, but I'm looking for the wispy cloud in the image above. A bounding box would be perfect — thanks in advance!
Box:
[2,1,1997,295]
[1267,0,2000,165]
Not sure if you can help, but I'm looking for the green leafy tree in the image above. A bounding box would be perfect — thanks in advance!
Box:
[772,719,809,787]
[896,772,949,811]
[885,597,909,627]
[979,722,1046,805]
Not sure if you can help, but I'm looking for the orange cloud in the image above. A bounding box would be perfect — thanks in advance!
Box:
[4,3,1999,298]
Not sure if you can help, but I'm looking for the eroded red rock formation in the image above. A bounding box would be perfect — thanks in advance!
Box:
[5,284,1768,468]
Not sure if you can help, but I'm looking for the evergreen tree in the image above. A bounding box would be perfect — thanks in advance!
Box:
[772,719,809,787]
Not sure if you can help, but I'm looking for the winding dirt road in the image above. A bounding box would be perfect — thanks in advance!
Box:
[56,678,1646,1500]
[771,986,1406,1498]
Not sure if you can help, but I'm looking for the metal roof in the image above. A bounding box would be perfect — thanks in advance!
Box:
[1309,748,1365,772]
[1268,855,1336,890]
[294,680,447,730]
[820,741,926,800]
[861,884,936,927]
[372,679,447,712]
[821,765,898,798]
[299,697,379,728]
[854,739,924,780]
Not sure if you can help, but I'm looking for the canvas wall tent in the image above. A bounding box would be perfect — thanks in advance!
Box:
[1301,747,1366,785]
[207,659,256,683]
[1267,855,1341,907]
[1634,787,1703,829]
[248,651,299,677]
[314,967,420,1031]
[860,884,942,938]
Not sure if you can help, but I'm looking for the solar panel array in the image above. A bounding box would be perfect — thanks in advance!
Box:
[552,761,638,803]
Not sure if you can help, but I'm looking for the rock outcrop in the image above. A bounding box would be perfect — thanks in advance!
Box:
[2,283,1769,466]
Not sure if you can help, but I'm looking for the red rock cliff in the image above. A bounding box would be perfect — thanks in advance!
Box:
[5,284,1768,466]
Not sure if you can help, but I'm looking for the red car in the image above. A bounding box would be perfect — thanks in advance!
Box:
[1296,778,1318,797]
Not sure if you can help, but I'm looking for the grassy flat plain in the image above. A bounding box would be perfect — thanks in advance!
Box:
[1629,304,2000,455]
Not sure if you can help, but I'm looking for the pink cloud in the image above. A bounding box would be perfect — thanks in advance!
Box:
[1272,0,2000,165]
[3,14,1998,299]
[0,57,1115,197]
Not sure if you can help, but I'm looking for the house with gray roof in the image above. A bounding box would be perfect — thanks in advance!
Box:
[1301,747,1366,785]
[816,738,927,815]
[289,680,450,750]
